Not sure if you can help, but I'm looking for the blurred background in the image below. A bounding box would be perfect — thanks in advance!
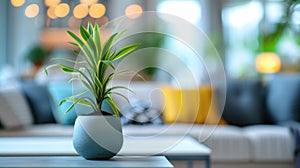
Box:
[0,0,300,82]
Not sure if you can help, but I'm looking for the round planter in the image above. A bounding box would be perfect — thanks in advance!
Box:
[73,115,123,160]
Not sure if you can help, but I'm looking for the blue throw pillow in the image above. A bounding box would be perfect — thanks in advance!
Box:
[266,74,300,123]
[21,80,55,124]
[48,82,119,125]
[47,82,79,125]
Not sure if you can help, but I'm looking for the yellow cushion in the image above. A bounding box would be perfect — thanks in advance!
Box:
[161,85,226,124]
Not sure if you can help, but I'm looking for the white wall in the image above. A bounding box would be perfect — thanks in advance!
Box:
[0,1,8,67]
[7,1,45,75]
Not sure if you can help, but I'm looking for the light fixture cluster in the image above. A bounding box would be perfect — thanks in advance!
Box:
[10,0,144,23]
[45,0,106,19]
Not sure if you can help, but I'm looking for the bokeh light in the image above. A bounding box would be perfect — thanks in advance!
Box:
[47,6,57,19]
[44,0,61,7]
[25,4,39,18]
[80,0,98,6]
[89,3,106,18]
[125,4,143,19]
[73,4,89,19]
[256,52,281,73]
[11,0,25,7]
[55,3,70,18]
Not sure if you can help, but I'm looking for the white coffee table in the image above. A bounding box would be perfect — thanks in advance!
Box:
[0,156,173,168]
[120,136,211,168]
[0,136,211,168]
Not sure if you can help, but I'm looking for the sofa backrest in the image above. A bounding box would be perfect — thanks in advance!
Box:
[266,73,300,124]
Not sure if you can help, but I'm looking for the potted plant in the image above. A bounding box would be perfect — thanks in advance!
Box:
[45,23,139,160]
[24,45,51,78]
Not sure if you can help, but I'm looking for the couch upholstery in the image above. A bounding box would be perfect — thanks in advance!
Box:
[0,74,299,168]
[0,123,294,168]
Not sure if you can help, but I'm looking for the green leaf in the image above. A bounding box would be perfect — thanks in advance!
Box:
[114,30,127,42]
[58,98,68,106]
[105,86,135,97]
[68,31,96,70]
[63,100,77,114]
[79,26,98,66]
[51,57,80,64]
[81,44,97,69]
[110,92,131,104]
[72,90,89,99]
[68,42,78,47]
[94,76,103,93]
[102,60,115,69]
[80,25,91,41]
[68,30,92,58]
[60,97,96,114]
[61,66,76,73]
[67,30,84,47]
[87,22,93,35]
[105,95,120,117]
[44,64,61,76]
[101,33,118,59]
[112,44,139,61]
[67,77,78,83]
[102,72,115,95]
[73,50,80,56]
[80,78,94,91]
[93,23,102,60]
[43,68,49,76]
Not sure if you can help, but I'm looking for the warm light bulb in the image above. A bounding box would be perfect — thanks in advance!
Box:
[11,0,25,7]
[25,4,39,18]
[125,4,143,19]
[73,4,89,19]
[89,3,106,18]
[55,3,70,18]
[80,0,98,6]
[44,0,61,7]
[47,6,57,19]
[256,52,281,73]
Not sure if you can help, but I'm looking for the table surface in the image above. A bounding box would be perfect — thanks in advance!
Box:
[0,136,211,157]
[0,156,173,168]
[120,136,211,156]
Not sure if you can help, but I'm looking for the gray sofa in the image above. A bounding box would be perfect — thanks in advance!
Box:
[0,74,299,168]
[0,123,294,168]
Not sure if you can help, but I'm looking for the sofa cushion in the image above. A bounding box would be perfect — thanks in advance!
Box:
[47,82,78,125]
[0,124,73,137]
[123,123,194,136]
[21,80,55,124]
[244,125,293,161]
[161,85,226,124]
[0,84,33,128]
[124,124,251,161]
[222,79,266,126]
[195,125,251,161]
[266,74,300,123]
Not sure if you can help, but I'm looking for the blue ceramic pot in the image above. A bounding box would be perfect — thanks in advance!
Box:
[73,115,123,160]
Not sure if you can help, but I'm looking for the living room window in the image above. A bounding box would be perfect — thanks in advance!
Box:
[222,1,263,78]
[222,0,300,78]
[157,0,201,25]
